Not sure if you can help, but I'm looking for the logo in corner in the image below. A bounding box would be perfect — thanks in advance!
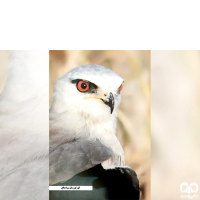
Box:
[180,182,198,199]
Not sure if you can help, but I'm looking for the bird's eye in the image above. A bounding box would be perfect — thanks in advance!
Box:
[77,81,89,92]
[119,84,123,92]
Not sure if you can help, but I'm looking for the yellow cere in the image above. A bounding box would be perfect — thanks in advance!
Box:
[84,97,104,104]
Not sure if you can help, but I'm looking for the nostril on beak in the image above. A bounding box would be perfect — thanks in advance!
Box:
[104,94,107,96]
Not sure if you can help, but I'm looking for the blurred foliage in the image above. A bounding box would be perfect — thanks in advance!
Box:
[50,50,150,200]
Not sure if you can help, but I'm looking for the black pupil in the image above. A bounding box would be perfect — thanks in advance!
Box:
[81,83,87,89]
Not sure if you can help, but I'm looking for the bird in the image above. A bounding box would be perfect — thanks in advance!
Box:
[49,64,140,200]
[0,51,49,200]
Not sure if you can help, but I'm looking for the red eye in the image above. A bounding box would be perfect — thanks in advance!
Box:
[119,84,123,92]
[77,81,89,92]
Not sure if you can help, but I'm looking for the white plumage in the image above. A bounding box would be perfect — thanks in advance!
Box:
[0,51,49,200]
[50,64,125,185]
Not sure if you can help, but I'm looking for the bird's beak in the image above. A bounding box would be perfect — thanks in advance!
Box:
[101,92,114,114]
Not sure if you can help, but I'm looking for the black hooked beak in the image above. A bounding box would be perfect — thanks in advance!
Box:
[101,92,115,114]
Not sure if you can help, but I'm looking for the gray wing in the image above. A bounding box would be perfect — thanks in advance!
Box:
[49,138,113,185]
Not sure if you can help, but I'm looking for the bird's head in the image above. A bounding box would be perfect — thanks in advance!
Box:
[51,64,123,123]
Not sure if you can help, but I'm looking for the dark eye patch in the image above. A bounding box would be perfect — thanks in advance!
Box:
[71,79,98,93]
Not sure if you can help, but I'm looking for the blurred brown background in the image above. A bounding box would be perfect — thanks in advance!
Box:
[49,50,151,200]
[151,51,200,200]
[0,50,9,94]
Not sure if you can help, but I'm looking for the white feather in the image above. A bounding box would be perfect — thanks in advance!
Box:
[50,64,125,169]
[0,51,49,200]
